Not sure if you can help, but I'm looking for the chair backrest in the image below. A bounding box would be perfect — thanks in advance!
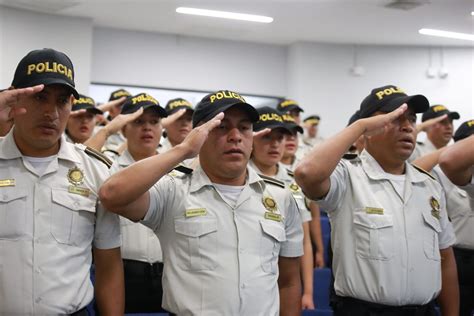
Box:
[313,267,332,310]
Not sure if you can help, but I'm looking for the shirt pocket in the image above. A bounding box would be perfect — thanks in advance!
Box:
[174,216,218,271]
[421,209,441,261]
[51,189,96,247]
[353,211,394,260]
[0,189,28,240]
[260,220,287,274]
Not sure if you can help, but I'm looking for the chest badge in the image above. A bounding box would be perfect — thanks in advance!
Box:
[263,196,282,222]
[68,167,84,186]
[430,196,440,220]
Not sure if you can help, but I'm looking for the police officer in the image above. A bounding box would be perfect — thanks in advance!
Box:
[161,97,194,152]
[303,115,324,147]
[102,88,131,156]
[295,85,459,316]
[249,106,315,309]
[100,90,304,315]
[0,48,123,315]
[66,94,103,144]
[410,104,460,160]
[110,93,169,312]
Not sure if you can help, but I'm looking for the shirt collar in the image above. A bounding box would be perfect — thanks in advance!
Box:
[0,129,80,163]
[117,150,136,167]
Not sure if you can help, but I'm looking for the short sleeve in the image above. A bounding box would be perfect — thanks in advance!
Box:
[279,195,304,258]
[437,190,456,249]
[94,202,121,249]
[141,176,177,232]
[317,161,349,213]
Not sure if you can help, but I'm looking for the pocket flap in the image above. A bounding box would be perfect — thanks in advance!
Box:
[354,212,393,229]
[52,189,96,213]
[0,190,27,203]
[175,217,218,237]
[422,209,441,233]
[260,220,287,242]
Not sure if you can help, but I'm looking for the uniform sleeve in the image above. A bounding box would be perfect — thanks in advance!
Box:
[280,195,304,258]
[94,201,121,249]
[438,189,456,250]
[141,176,177,232]
[317,160,349,213]
[459,169,474,198]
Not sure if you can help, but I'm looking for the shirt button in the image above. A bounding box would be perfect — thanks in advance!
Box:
[35,297,42,303]
[35,267,42,274]
[74,201,79,207]
[241,283,246,289]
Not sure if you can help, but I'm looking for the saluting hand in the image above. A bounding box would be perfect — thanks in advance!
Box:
[102,107,144,136]
[0,85,44,121]
[416,114,448,133]
[360,103,408,137]
[178,112,224,159]
[162,109,186,129]
[96,96,127,113]
[253,128,271,139]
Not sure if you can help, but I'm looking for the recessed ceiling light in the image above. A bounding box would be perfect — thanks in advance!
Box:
[471,11,474,16]
[176,7,273,23]
[419,28,474,41]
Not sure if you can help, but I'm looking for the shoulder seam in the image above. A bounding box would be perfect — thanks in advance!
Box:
[85,146,113,168]
[258,174,285,188]
[411,163,436,180]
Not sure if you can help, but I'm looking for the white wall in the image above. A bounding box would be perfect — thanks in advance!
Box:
[91,27,287,97]
[0,6,93,93]
[288,42,474,138]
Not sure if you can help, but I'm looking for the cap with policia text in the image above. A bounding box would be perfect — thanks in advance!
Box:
[282,113,303,134]
[109,89,131,101]
[276,99,304,113]
[359,85,429,119]
[421,105,460,122]
[72,94,103,115]
[121,93,168,117]
[453,119,474,142]
[254,106,292,133]
[165,98,194,115]
[303,115,320,125]
[11,48,79,98]
[192,90,258,127]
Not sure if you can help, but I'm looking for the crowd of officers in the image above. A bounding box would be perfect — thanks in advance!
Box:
[0,48,472,316]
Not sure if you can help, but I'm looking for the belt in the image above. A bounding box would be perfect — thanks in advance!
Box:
[123,259,163,277]
[332,295,435,315]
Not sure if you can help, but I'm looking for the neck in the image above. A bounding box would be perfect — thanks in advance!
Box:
[205,169,247,186]
[13,130,60,157]
[129,148,157,161]
[281,154,294,165]
[253,159,278,176]
[367,150,405,175]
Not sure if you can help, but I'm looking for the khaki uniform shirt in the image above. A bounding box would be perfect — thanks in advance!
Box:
[111,150,163,263]
[432,167,474,250]
[409,138,437,162]
[0,130,121,315]
[142,166,303,315]
[460,170,474,199]
[318,150,456,306]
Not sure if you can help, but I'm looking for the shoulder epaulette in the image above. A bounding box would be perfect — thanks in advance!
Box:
[342,153,358,160]
[173,164,193,174]
[416,141,423,145]
[102,149,119,156]
[85,146,113,168]
[258,174,285,188]
[411,163,436,180]
[286,169,295,178]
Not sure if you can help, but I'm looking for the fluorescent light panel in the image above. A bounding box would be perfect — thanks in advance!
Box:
[176,7,273,23]
[419,28,474,41]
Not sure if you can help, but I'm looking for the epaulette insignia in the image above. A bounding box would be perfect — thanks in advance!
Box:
[85,146,113,168]
[411,164,436,180]
[173,165,193,174]
[416,141,423,145]
[286,169,295,178]
[258,174,285,188]
[342,153,358,160]
[102,149,119,156]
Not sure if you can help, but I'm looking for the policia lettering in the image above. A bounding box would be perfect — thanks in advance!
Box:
[131,94,158,105]
[259,113,283,122]
[375,87,405,100]
[209,91,245,103]
[27,62,73,80]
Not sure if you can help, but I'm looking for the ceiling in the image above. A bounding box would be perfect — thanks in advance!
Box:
[1,0,473,46]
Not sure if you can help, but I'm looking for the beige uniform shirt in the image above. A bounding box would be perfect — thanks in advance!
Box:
[102,132,126,156]
[142,166,303,315]
[432,167,474,250]
[409,138,437,162]
[248,160,312,223]
[460,170,474,199]
[159,138,195,168]
[0,130,121,315]
[111,150,163,263]
[318,150,456,306]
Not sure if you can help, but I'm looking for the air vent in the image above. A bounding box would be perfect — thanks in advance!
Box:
[384,0,430,10]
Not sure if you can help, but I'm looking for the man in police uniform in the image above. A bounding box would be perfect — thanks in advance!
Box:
[410,104,460,160]
[100,90,304,315]
[295,85,459,315]
[111,93,169,312]
[0,48,124,315]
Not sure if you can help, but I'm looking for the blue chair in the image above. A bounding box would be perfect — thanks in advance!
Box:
[302,309,333,316]
[320,217,330,236]
[313,267,332,310]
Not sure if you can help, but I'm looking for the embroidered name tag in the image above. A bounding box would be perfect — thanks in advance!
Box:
[0,179,15,187]
[68,185,90,197]
[185,208,207,218]
[264,212,282,222]
[365,207,384,215]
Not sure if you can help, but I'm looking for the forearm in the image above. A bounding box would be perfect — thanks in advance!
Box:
[301,222,313,296]
[412,148,445,172]
[309,202,324,262]
[100,144,188,210]
[93,248,124,315]
[295,121,365,197]
[279,281,302,316]
[84,128,109,151]
[437,247,459,316]
[439,136,474,185]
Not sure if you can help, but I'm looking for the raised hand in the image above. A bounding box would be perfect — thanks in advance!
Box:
[0,85,44,121]
[103,107,144,136]
[96,96,127,113]
[162,109,186,129]
[361,103,408,137]
[416,114,448,133]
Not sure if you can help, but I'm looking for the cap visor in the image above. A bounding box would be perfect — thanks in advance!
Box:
[143,104,168,117]
[448,112,460,120]
[383,94,429,114]
[168,107,194,115]
[254,122,292,134]
[23,78,80,99]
